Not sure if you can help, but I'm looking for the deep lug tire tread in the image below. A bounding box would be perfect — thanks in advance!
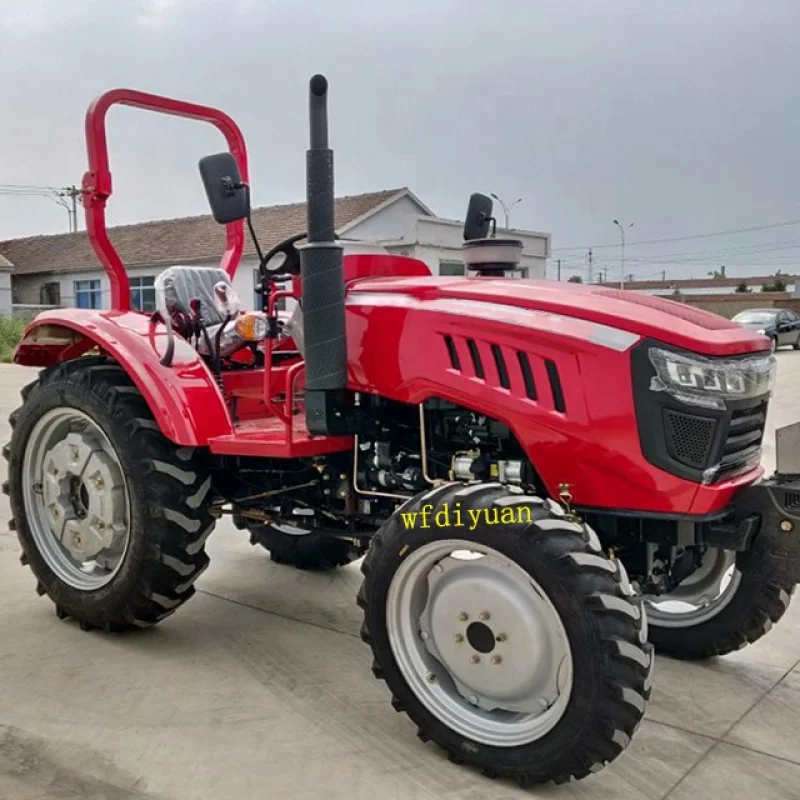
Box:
[4,357,215,632]
[249,524,362,571]
[358,482,652,786]
[648,573,795,660]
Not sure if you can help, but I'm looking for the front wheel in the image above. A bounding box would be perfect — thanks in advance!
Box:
[645,547,795,659]
[248,522,364,570]
[358,483,653,786]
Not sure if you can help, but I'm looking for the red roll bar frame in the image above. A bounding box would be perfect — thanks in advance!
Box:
[81,89,249,311]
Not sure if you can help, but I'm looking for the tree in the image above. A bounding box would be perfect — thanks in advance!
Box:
[735,281,752,293]
[761,271,787,292]
[708,266,727,279]
[567,275,583,283]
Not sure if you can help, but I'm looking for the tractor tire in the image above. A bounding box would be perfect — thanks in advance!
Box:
[645,548,794,660]
[248,523,362,571]
[3,358,215,632]
[357,482,653,787]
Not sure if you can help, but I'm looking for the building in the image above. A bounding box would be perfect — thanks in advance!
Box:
[0,255,11,316]
[605,274,799,297]
[0,188,550,314]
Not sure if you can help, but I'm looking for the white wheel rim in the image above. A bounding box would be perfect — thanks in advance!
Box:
[386,539,573,747]
[22,408,131,591]
[645,548,740,628]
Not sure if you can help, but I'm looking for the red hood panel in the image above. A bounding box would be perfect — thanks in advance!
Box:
[347,275,767,356]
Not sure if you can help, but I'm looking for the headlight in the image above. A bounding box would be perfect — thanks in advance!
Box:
[757,329,766,335]
[648,347,776,410]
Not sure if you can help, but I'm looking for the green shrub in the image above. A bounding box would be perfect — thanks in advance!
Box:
[0,316,26,363]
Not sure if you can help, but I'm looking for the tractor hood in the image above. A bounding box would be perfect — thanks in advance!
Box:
[346,275,768,357]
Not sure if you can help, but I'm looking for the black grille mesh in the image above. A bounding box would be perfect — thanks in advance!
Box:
[664,409,717,469]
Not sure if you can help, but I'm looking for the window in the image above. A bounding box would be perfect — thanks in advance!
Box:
[74,279,102,309]
[39,281,60,306]
[439,260,465,276]
[130,276,156,312]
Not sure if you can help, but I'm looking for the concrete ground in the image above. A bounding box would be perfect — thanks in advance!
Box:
[1,354,800,800]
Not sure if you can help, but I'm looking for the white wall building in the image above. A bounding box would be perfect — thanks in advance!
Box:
[0,188,550,315]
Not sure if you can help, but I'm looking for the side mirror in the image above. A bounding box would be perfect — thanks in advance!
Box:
[199,152,250,224]
[463,193,494,241]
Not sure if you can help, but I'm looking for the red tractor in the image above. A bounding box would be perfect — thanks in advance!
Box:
[5,74,800,786]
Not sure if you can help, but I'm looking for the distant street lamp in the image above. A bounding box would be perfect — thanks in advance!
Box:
[613,219,634,289]
[490,193,522,229]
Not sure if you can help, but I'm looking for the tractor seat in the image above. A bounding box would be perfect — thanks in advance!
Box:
[154,266,233,327]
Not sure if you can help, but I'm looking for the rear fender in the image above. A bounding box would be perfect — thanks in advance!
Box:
[14,309,233,446]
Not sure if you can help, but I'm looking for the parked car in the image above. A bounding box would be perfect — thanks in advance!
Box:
[732,307,800,351]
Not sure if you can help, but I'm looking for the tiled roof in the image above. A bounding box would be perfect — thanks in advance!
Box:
[0,188,406,276]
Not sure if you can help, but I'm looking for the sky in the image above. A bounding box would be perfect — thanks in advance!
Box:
[1,0,799,282]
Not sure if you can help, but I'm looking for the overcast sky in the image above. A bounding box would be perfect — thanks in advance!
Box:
[1,0,799,281]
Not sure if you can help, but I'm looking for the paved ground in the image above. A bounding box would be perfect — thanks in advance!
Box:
[1,354,800,800]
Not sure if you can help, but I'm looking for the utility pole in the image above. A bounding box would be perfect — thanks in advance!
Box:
[60,185,82,233]
[613,219,634,289]
[587,248,593,284]
[557,259,561,281]
[661,269,666,282]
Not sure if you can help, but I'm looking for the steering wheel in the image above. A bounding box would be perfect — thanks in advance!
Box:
[260,232,307,279]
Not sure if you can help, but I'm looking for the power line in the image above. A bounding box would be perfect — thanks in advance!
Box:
[552,218,800,252]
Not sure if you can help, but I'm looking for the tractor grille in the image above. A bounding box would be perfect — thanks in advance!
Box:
[716,403,767,480]
[663,410,717,469]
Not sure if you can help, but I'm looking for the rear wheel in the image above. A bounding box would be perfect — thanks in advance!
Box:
[645,546,794,659]
[4,358,215,631]
[358,483,653,786]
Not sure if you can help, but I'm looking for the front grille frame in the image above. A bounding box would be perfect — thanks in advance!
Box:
[631,339,770,484]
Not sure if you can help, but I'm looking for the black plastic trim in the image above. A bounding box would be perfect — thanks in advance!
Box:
[545,359,566,412]
[517,352,537,400]
[444,335,460,371]
[467,339,485,379]
[491,344,510,389]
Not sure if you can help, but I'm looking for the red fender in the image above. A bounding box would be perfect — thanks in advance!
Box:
[14,309,233,446]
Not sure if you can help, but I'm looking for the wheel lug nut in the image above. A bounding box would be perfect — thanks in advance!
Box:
[458,612,468,622]
[491,655,502,665]
[95,477,104,488]
[453,634,464,643]
[479,611,490,621]
[469,655,480,665]
[420,630,430,641]
[469,695,478,705]
[496,633,507,642]
[427,672,437,683]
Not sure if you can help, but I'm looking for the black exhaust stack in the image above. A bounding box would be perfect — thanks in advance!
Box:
[300,74,350,436]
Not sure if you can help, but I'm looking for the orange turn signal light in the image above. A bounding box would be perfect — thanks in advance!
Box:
[234,312,269,341]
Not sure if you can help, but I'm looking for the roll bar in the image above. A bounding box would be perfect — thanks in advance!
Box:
[81,89,249,310]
